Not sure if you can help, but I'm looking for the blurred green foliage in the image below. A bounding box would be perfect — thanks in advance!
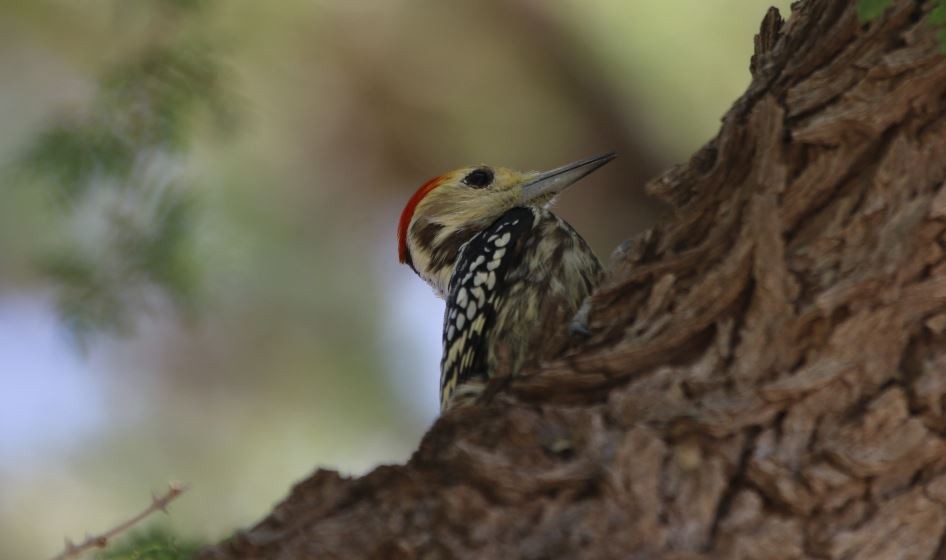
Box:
[930,1,946,51]
[14,0,232,345]
[23,121,133,202]
[858,0,946,51]
[95,526,202,560]
[36,189,200,340]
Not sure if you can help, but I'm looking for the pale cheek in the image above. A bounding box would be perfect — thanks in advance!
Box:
[408,241,431,271]
[479,188,523,217]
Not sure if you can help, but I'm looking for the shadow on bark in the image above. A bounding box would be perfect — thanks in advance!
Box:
[201,1,946,558]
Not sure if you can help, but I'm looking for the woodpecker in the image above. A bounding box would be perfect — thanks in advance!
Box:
[398,153,613,411]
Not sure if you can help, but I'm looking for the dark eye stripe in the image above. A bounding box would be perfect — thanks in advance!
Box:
[462,168,493,188]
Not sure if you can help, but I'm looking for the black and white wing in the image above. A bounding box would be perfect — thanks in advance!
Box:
[439,207,536,410]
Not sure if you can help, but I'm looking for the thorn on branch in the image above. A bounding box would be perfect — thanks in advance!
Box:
[48,481,189,560]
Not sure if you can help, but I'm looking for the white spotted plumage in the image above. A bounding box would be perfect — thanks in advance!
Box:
[438,208,537,410]
[437,206,602,410]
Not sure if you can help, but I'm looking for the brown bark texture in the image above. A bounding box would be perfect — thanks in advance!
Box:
[200,1,946,558]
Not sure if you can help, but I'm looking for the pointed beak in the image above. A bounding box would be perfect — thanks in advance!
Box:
[520,152,616,203]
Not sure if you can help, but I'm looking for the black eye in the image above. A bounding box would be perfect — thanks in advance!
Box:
[462,168,493,188]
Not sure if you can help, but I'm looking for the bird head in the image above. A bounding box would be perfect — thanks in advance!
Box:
[398,152,615,296]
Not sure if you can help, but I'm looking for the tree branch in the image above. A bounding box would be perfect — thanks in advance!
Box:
[50,482,188,560]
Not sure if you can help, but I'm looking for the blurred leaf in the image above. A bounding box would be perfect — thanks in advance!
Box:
[39,250,129,346]
[117,189,201,311]
[100,41,232,150]
[932,1,946,25]
[931,0,946,53]
[95,526,202,560]
[22,121,133,202]
[856,0,891,22]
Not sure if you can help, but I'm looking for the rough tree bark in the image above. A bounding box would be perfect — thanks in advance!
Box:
[200,1,946,558]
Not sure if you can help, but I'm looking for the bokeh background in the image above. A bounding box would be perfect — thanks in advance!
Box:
[0,1,790,557]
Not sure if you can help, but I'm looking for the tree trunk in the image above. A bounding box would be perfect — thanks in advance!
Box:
[200,1,946,558]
